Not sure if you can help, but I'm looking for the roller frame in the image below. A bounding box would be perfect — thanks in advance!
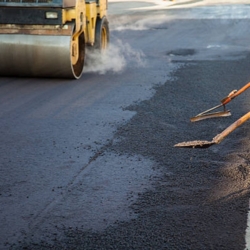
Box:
[0,0,108,79]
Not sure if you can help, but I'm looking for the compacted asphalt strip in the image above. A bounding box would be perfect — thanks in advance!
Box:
[1,1,250,249]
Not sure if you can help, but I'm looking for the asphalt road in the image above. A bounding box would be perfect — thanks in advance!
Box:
[1,1,250,249]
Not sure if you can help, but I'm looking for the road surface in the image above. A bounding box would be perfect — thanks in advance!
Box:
[1,0,250,249]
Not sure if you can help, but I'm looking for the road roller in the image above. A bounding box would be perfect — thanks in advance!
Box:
[0,0,109,79]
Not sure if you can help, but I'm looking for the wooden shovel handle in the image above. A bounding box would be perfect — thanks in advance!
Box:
[221,82,250,105]
[213,111,250,144]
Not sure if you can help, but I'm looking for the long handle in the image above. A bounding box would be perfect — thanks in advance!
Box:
[213,111,250,144]
[221,82,250,105]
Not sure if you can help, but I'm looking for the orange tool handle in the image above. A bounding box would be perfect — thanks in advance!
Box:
[221,82,250,105]
[213,111,250,144]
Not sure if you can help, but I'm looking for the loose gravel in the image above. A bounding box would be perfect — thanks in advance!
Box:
[14,53,250,250]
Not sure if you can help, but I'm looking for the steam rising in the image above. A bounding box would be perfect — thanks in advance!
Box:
[84,39,146,74]
[113,15,168,31]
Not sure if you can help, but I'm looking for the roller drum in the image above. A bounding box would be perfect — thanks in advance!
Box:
[0,34,83,79]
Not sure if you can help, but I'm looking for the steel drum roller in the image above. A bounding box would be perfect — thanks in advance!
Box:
[0,34,83,78]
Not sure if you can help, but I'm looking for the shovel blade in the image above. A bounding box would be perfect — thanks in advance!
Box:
[190,110,231,122]
[174,140,215,148]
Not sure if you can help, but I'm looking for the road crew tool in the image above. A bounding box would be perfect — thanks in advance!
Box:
[0,0,109,79]
[190,82,250,122]
[175,82,250,148]
[175,111,250,148]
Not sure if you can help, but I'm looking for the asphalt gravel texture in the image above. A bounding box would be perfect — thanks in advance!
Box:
[13,51,250,249]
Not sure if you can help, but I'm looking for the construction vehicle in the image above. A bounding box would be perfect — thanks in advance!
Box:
[0,0,109,79]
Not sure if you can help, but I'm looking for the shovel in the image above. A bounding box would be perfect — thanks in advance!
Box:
[174,111,250,148]
[190,82,250,122]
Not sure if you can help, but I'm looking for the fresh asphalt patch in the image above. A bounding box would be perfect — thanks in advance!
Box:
[16,52,250,249]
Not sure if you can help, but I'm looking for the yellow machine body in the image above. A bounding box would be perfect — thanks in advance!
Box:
[0,0,109,79]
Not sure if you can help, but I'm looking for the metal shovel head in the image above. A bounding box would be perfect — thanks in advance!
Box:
[190,110,231,122]
[174,140,215,148]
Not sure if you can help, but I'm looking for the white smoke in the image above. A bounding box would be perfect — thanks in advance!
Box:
[84,39,146,74]
[112,15,169,31]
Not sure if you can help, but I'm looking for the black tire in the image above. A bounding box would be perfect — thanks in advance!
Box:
[94,16,109,51]
[72,32,85,79]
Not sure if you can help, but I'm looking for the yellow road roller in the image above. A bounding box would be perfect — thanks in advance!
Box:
[0,0,109,79]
